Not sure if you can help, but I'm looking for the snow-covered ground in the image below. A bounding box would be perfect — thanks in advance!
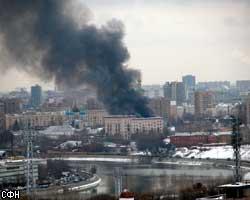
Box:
[153,160,205,166]
[173,145,250,161]
[57,157,137,163]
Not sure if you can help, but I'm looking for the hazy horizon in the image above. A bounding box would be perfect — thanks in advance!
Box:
[0,0,249,92]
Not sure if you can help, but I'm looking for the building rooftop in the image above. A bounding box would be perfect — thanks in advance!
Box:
[173,131,232,137]
[218,182,250,188]
[133,117,163,120]
[40,125,75,135]
[104,115,163,120]
[174,132,211,136]
[104,115,136,118]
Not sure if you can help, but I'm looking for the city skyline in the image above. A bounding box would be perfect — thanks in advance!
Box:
[0,71,249,93]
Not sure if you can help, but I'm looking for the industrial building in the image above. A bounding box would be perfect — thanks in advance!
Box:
[169,131,232,147]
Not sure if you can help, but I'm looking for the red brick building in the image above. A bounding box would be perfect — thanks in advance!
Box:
[170,132,219,147]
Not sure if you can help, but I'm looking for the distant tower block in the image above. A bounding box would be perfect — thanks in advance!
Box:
[31,84,42,108]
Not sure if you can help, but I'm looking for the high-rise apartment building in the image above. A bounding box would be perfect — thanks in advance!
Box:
[0,98,22,114]
[0,101,4,113]
[194,91,215,117]
[163,82,186,106]
[245,95,250,126]
[236,80,250,93]
[0,113,5,131]
[4,98,22,114]
[182,75,196,90]
[31,84,42,108]
[182,75,196,103]
[197,81,230,91]
[163,82,172,99]
[0,101,4,130]
[176,82,186,105]
[149,97,170,120]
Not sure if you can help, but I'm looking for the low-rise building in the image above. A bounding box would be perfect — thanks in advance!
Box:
[170,132,217,147]
[215,131,232,144]
[0,160,38,186]
[214,103,233,117]
[58,140,82,149]
[170,131,232,147]
[39,125,75,139]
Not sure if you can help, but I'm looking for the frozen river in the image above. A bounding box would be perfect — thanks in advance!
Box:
[66,159,234,196]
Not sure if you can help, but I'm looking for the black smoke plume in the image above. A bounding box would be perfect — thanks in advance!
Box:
[0,0,152,117]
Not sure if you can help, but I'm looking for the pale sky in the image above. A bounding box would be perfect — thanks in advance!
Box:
[0,0,250,91]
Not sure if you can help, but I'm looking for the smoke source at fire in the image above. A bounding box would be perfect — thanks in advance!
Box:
[0,0,152,117]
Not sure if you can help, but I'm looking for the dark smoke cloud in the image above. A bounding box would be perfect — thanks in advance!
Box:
[0,0,152,117]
